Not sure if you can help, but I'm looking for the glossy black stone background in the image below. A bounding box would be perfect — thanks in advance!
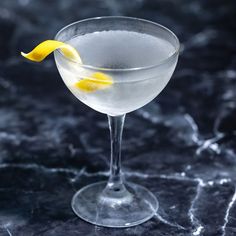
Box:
[0,0,236,235]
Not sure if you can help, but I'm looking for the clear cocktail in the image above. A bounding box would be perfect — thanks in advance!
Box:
[54,16,180,228]
[55,29,177,116]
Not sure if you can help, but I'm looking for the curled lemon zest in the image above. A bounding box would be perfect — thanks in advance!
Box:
[21,40,113,92]
[21,40,81,63]
[75,72,113,93]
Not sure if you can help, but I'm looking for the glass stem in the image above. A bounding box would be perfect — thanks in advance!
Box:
[107,114,126,191]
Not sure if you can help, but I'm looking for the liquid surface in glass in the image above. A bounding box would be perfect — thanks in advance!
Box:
[69,30,174,69]
[55,30,177,115]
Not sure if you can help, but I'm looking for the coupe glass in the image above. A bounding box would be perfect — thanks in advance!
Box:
[54,16,179,228]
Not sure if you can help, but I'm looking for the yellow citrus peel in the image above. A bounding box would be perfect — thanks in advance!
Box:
[21,40,82,63]
[21,40,113,92]
[75,72,113,92]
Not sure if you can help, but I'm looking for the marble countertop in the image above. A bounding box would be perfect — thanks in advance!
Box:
[0,0,236,235]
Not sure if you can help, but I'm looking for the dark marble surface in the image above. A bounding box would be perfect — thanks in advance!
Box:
[0,0,236,235]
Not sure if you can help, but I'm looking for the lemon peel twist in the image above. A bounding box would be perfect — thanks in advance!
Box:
[75,72,113,93]
[21,40,113,92]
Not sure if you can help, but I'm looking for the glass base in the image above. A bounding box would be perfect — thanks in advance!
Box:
[71,181,158,228]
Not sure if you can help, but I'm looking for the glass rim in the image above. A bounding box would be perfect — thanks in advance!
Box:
[54,16,180,72]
